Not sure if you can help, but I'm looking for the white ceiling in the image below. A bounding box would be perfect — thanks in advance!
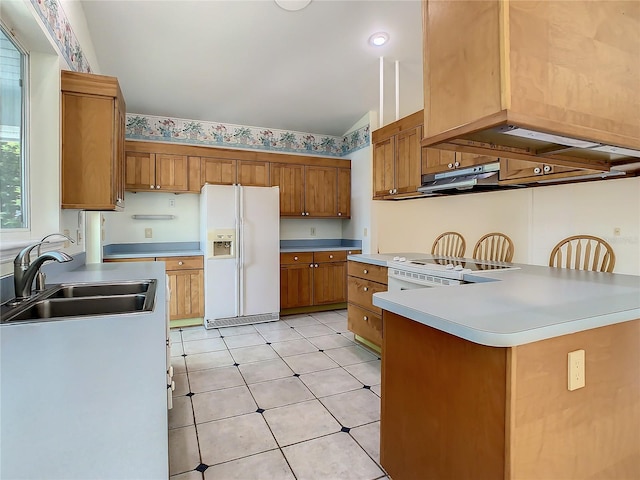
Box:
[80,0,424,136]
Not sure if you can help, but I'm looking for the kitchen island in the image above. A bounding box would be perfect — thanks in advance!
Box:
[1,261,169,480]
[367,259,640,479]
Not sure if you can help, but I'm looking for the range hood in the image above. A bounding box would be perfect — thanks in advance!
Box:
[417,161,626,196]
[418,163,508,196]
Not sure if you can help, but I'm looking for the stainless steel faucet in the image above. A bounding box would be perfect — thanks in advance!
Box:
[13,242,73,300]
[35,233,75,291]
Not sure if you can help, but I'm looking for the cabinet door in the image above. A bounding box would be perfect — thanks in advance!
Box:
[167,269,204,320]
[422,148,457,174]
[395,125,423,194]
[125,152,156,191]
[313,262,347,305]
[156,154,188,191]
[280,264,313,309]
[271,163,305,216]
[373,137,396,198]
[62,93,117,209]
[238,160,269,186]
[457,152,499,169]
[201,157,236,186]
[305,166,337,217]
[337,168,351,218]
[500,158,594,184]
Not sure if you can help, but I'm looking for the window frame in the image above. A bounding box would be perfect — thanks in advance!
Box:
[0,21,30,233]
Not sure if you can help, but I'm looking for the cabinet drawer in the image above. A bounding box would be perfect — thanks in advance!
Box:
[314,250,347,263]
[348,277,386,314]
[347,261,388,284]
[346,249,362,256]
[347,304,382,346]
[280,252,314,265]
[159,256,204,271]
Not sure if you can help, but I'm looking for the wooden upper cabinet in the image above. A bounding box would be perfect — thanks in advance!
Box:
[394,125,423,194]
[500,158,599,184]
[271,163,305,216]
[373,137,396,198]
[125,152,187,192]
[422,148,499,175]
[337,168,351,218]
[125,152,156,190]
[238,160,269,186]
[155,154,188,191]
[61,70,126,211]
[422,0,640,168]
[372,110,424,199]
[200,156,236,187]
[304,166,337,217]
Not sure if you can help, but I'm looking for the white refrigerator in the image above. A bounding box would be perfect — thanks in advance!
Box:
[200,184,280,329]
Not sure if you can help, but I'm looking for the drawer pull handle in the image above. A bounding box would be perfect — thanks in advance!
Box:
[363,287,368,292]
[363,269,368,274]
[178,261,184,266]
[315,264,319,268]
[310,264,314,268]
[150,185,155,189]
[363,316,368,321]
[294,256,298,260]
[329,255,333,259]
[156,185,161,189]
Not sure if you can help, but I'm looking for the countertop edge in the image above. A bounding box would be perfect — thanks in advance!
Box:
[373,294,640,347]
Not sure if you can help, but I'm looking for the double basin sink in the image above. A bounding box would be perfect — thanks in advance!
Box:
[0,280,157,324]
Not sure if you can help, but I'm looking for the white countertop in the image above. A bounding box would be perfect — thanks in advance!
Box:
[353,255,640,347]
[347,253,424,267]
[281,246,362,253]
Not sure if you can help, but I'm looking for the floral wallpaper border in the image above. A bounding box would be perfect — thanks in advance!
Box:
[126,114,370,157]
[29,0,91,73]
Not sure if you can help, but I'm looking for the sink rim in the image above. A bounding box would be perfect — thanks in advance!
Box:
[0,279,157,325]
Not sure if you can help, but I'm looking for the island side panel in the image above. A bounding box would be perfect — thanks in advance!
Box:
[511,318,640,479]
[380,311,508,480]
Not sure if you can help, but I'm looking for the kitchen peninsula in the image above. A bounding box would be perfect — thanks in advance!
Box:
[360,256,640,479]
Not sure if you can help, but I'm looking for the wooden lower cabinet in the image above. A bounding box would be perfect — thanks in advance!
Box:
[158,256,204,320]
[280,250,358,313]
[104,255,204,320]
[380,312,640,480]
[346,261,388,348]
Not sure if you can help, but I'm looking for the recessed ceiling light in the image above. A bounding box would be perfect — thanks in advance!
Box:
[369,32,389,47]
[274,0,312,11]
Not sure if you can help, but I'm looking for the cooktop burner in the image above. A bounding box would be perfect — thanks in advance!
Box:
[410,256,515,271]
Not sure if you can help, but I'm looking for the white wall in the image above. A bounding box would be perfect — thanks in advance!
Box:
[102,192,200,244]
[280,219,343,241]
[374,177,640,275]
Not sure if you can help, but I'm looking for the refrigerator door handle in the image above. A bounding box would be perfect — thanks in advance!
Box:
[238,185,245,318]
[235,185,242,318]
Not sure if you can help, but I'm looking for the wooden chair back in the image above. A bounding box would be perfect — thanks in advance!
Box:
[431,232,466,257]
[473,233,515,262]
[549,235,615,273]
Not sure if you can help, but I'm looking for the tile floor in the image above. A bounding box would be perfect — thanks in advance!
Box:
[169,309,388,480]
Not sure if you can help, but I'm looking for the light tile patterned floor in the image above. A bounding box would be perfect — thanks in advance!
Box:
[169,309,387,480]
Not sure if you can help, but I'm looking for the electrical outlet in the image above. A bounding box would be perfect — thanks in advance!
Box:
[614,227,621,236]
[310,227,316,237]
[169,198,176,208]
[145,228,153,238]
[568,349,585,391]
[76,229,82,244]
[364,227,368,237]
[63,229,71,248]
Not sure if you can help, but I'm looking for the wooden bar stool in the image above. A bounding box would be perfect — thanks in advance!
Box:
[549,235,615,272]
[431,232,466,257]
[473,233,515,262]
